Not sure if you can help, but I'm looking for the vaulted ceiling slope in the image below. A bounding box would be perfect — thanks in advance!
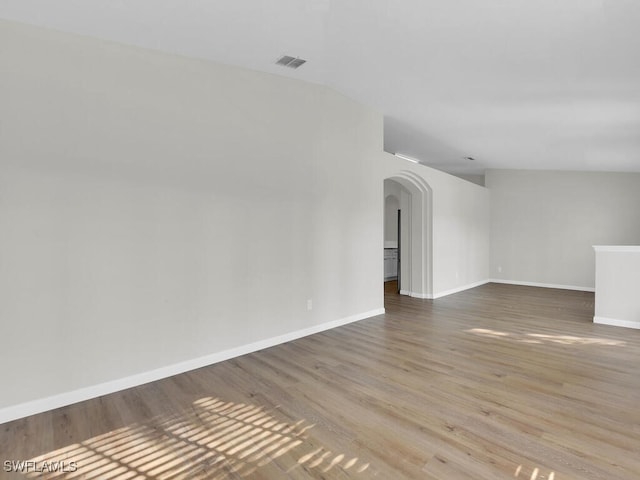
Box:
[1,0,639,175]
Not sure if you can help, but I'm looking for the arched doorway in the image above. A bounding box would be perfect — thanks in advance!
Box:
[383,171,433,299]
[383,190,400,290]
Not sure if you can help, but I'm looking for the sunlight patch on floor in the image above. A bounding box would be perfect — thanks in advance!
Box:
[515,463,556,479]
[21,396,367,478]
[467,328,626,347]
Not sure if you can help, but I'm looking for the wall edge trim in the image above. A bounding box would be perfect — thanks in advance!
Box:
[593,245,640,253]
[399,290,430,299]
[400,280,490,300]
[489,279,595,292]
[431,279,490,299]
[593,316,640,330]
[0,307,385,425]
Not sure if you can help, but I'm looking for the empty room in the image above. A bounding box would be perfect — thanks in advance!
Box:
[1,1,639,479]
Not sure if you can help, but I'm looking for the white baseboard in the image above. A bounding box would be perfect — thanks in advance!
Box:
[593,316,640,330]
[399,289,431,299]
[399,280,489,300]
[0,308,385,425]
[489,278,595,292]
[431,280,490,299]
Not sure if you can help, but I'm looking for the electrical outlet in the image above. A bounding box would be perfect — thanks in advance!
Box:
[307,299,313,311]
[498,266,502,273]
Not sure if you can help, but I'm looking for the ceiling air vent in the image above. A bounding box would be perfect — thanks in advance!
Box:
[275,55,307,69]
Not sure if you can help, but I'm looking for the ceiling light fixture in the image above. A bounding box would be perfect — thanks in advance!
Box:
[275,55,307,69]
[394,153,420,164]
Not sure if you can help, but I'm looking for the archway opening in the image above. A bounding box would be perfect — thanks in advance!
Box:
[383,191,400,291]
[383,172,433,300]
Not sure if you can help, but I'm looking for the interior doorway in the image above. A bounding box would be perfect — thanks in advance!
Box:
[397,209,401,293]
[383,172,433,300]
[383,183,400,295]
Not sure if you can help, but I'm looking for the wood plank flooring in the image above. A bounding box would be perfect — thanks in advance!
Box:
[2,283,639,479]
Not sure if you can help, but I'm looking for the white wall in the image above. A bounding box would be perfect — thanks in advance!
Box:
[593,246,640,329]
[377,155,491,298]
[452,174,485,187]
[432,171,491,295]
[0,20,383,417]
[487,169,640,290]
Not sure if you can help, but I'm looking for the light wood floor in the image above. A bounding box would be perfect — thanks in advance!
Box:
[2,283,639,479]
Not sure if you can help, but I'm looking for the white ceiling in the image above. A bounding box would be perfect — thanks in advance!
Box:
[2,0,639,175]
